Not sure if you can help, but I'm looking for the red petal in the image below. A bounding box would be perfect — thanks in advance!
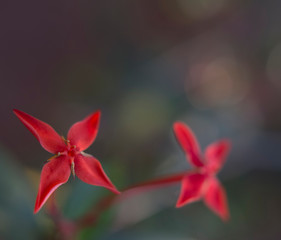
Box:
[205,139,231,173]
[67,111,101,151]
[203,177,229,221]
[34,155,71,213]
[13,109,66,154]
[173,122,204,167]
[74,154,120,194]
[176,173,206,207]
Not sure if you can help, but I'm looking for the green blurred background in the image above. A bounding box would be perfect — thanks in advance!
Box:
[1,0,281,239]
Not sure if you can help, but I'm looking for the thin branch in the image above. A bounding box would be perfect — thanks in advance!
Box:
[77,171,186,229]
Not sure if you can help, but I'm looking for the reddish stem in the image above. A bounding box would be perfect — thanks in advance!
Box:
[47,195,77,240]
[77,171,186,228]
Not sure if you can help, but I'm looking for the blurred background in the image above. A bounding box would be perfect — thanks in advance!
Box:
[1,0,281,239]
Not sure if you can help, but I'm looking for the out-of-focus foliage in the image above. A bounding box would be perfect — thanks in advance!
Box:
[0,147,41,239]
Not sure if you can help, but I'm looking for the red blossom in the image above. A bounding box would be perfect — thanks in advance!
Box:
[14,109,119,214]
[173,122,230,220]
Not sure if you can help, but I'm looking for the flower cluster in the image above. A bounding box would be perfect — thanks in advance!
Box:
[14,109,230,221]
[174,122,230,220]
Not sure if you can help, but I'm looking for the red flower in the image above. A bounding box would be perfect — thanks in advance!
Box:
[14,109,119,213]
[173,122,230,220]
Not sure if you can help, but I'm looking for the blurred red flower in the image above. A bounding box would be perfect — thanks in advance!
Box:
[173,122,230,220]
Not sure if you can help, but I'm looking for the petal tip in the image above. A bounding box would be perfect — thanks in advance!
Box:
[221,138,232,148]
[33,208,39,214]
[33,202,41,214]
[94,110,101,122]
[222,214,230,222]
[13,109,26,116]
[13,108,21,116]
[95,110,101,116]
[173,121,185,131]
[175,201,184,208]
[92,110,101,120]
[220,207,230,222]
[106,182,120,195]
[112,188,121,195]
[175,197,199,208]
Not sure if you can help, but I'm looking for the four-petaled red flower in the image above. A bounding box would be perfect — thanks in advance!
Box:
[14,109,120,214]
[173,122,230,220]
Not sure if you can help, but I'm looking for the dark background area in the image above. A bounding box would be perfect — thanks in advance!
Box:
[1,0,281,239]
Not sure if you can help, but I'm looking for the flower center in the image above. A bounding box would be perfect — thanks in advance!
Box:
[48,138,80,162]
[61,137,80,157]
[64,141,78,177]
[67,145,78,157]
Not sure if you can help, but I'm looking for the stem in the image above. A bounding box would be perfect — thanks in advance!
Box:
[123,171,186,192]
[47,195,77,240]
[77,171,186,228]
